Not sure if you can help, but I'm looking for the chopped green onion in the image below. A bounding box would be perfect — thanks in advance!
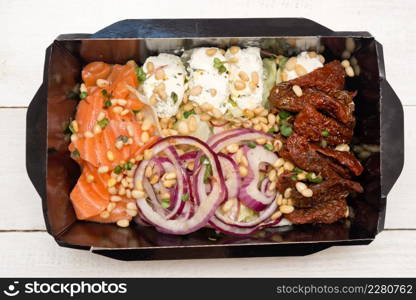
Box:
[171,92,178,104]
[203,164,212,184]
[79,92,88,100]
[71,149,80,159]
[267,127,276,134]
[213,58,227,73]
[278,110,291,120]
[228,97,237,107]
[294,167,304,173]
[307,172,323,183]
[97,117,109,128]
[114,165,123,175]
[132,109,141,114]
[181,193,190,202]
[101,89,111,100]
[135,67,146,82]
[104,100,112,108]
[264,144,274,151]
[218,65,227,73]
[247,142,257,149]
[291,175,298,181]
[68,123,76,134]
[117,135,129,143]
[161,198,170,208]
[124,161,134,170]
[280,124,293,137]
[183,109,196,119]
[200,155,210,165]
[321,130,330,137]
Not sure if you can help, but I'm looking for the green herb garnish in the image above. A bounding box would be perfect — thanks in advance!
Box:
[267,127,276,134]
[213,58,227,74]
[67,122,76,134]
[228,97,237,107]
[124,161,134,171]
[132,109,141,114]
[203,164,213,184]
[71,149,80,159]
[183,109,196,119]
[135,67,146,82]
[117,135,129,143]
[294,167,304,173]
[97,117,109,128]
[264,144,274,151]
[278,110,292,120]
[80,92,88,100]
[200,155,210,165]
[104,100,112,108]
[307,172,323,183]
[114,165,123,175]
[171,92,178,104]
[161,198,170,208]
[247,142,257,149]
[101,89,111,99]
[280,124,293,137]
[321,130,330,137]
[291,175,298,181]
[181,193,190,202]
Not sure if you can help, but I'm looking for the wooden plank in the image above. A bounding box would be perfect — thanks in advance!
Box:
[0,107,414,230]
[0,230,414,277]
[0,0,415,106]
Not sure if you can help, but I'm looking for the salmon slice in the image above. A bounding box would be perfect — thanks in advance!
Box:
[70,120,157,168]
[86,200,135,223]
[75,88,105,133]
[82,62,112,87]
[70,163,110,220]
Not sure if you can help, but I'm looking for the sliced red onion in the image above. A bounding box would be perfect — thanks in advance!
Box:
[135,136,226,235]
[218,154,240,199]
[238,146,279,211]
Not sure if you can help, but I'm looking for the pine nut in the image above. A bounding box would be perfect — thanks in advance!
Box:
[301,188,313,198]
[201,102,213,111]
[118,186,126,196]
[295,64,307,76]
[107,151,114,161]
[271,211,282,220]
[267,113,276,125]
[96,79,109,87]
[112,106,123,114]
[273,139,283,151]
[292,85,303,97]
[335,144,350,152]
[284,161,295,171]
[107,202,116,212]
[268,181,277,192]
[209,88,217,97]
[70,134,78,142]
[177,120,189,135]
[256,138,266,145]
[140,131,149,143]
[222,198,235,213]
[297,172,306,180]
[229,46,240,54]
[284,188,292,198]
[84,131,94,138]
[228,57,239,64]
[254,106,264,115]
[183,103,194,112]
[235,148,243,163]
[120,109,129,116]
[98,166,109,173]
[145,165,153,178]
[281,71,289,82]
[273,158,285,168]
[86,174,94,183]
[80,83,87,93]
[126,209,137,217]
[239,166,248,177]
[143,149,153,160]
[110,195,122,202]
[163,179,176,188]
[188,116,197,132]
[146,61,154,73]
[226,143,239,153]
[97,111,106,122]
[341,60,350,68]
[268,169,277,182]
[150,174,159,184]
[116,219,130,228]
[276,194,283,205]
[149,94,157,105]
[285,57,297,71]
[346,38,356,52]
[253,124,262,131]
[190,85,202,96]
[308,51,317,58]
[295,182,307,193]
[341,50,351,60]
[100,211,110,219]
[108,187,117,194]
[164,172,177,180]
[141,119,152,131]
[205,48,217,56]
[240,156,248,168]
[345,66,354,77]
[318,54,325,63]
[132,190,144,198]
[115,140,124,150]
[200,113,211,121]
[155,68,165,80]
[238,71,249,81]
[107,178,116,187]
[279,205,294,214]
[234,80,246,91]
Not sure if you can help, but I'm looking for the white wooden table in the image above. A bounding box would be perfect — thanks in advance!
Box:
[1,0,415,277]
